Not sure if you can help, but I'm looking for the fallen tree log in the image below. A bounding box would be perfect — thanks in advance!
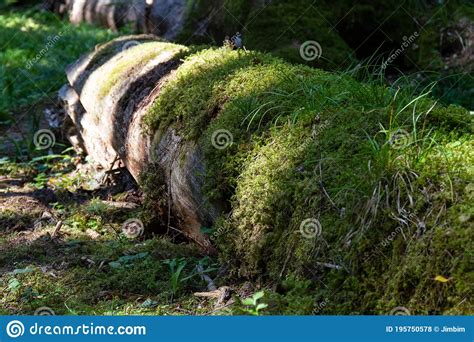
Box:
[69,0,147,33]
[59,35,472,313]
[47,0,186,39]
[45,0,354,69]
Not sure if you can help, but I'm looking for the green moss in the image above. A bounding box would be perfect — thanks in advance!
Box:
[144,48,277,139]
[137,164,170,229]
[143,43,473,313]
[267,276,316,315]
[0,209,38,232]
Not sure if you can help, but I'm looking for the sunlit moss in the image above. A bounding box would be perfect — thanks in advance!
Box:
[97,42,187,99]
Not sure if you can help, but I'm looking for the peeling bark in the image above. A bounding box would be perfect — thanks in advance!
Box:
[60,35,217,248]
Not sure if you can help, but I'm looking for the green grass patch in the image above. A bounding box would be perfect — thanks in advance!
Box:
[0,9,118,121]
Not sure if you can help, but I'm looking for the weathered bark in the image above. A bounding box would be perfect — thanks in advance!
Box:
[69,0,146,32]
[42,0,70,14]
[59,35,217,248]
[49,0,187,40]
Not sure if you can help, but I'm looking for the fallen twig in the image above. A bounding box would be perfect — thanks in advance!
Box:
[52,220,63,238]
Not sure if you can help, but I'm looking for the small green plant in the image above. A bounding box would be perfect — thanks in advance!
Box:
[161,257,218,301]
[8,278,21,294]
[32,172,48,189]
[241,291,268,316]
[50,202,65,213]
[86,198,109,216]
[162,258,188,300]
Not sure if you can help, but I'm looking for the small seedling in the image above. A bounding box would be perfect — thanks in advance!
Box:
[241,291,268,316]
[162,258,188,300]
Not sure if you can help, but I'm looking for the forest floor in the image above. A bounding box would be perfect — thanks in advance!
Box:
[0,147,261,315]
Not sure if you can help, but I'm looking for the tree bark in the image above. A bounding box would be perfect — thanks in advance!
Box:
[59,35,217,249]
[50,0,186,40]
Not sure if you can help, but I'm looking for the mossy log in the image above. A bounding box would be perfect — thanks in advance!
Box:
[48,0,354,69]
[70,0,149,33]
[60,35,473,313]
